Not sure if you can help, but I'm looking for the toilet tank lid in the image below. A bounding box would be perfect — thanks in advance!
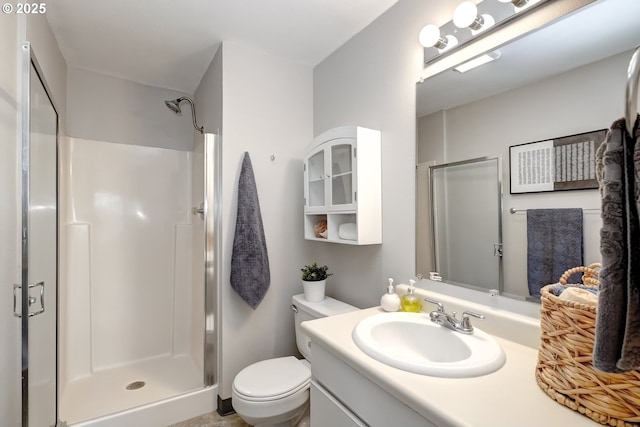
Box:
[292,294,358,318]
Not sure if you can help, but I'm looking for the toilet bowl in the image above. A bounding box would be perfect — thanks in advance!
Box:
[231,294,357,427]
[232,357,310,427]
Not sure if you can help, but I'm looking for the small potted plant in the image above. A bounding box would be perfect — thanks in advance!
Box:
[300,262,332,302]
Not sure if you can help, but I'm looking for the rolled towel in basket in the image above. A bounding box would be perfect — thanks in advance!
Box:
[558,287,598,305]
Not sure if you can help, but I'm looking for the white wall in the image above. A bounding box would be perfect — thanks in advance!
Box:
[313,0,448,308]
[418,50,630,297]
[313,0,634,303]
[0,12,21,427]
[194,41,313,400]
[194,48,222,136]
[66,68,194,150]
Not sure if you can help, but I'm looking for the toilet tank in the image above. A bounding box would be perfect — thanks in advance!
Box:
[292,294,358,361]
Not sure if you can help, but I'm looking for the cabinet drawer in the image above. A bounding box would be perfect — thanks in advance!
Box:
[311,381,367,427]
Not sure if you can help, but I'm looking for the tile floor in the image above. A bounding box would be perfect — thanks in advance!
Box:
[169,411,249,427]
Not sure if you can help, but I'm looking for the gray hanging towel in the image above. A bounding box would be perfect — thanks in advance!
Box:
[594,116,640,373]
[230,152,270,309]
[526,208,583,297]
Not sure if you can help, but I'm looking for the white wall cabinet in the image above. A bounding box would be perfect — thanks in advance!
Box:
[303,126,381,245]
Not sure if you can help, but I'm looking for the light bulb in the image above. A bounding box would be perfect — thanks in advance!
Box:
[419,24,458,51]
[453,1,495,33]
[453,1,479,29]
[419,24,442,48]
[477,13,495,31]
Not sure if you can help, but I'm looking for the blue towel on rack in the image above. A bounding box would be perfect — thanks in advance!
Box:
[526,209,583,297]
[230,153,270,309]
[594,116,640,373]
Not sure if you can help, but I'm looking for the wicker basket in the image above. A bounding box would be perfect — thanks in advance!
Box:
[535,264,640,427]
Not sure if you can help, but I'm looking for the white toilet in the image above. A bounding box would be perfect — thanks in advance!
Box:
[232,294,357,427]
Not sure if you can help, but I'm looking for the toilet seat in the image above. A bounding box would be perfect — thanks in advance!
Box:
[233,356,310,402]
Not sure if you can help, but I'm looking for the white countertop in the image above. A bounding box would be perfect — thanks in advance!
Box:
[302,306,600,427]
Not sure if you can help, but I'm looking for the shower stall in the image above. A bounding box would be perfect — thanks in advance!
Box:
[17,39,220,426]
[55,107,220,424]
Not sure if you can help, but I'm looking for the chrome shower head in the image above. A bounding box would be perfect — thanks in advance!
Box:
[165,99,182,114]
[164,96,204,134]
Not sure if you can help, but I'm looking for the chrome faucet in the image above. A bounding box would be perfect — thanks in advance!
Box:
[424,297,485,335]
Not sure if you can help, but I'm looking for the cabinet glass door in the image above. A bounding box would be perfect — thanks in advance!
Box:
[330,144,353,207]
[307,150,325,207]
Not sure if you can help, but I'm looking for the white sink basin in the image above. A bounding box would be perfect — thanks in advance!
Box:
[352,312,506,378]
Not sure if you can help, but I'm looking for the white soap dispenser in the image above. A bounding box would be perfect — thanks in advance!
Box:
[380,278,401,312]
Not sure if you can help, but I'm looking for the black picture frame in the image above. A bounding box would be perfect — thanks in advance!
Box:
[509,129,606,194]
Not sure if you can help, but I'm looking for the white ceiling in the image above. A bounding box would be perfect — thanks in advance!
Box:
[46,0,399,94]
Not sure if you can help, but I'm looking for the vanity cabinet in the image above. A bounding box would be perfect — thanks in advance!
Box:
[311,344,433,427]
[303,126,381,245]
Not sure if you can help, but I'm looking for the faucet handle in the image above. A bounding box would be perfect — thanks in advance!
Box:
[424,297,445,313]
[461,311,485,330]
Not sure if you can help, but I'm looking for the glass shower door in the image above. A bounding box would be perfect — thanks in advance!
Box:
[19,43,58,427]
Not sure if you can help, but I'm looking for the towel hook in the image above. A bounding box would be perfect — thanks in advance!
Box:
[625,46,640,136]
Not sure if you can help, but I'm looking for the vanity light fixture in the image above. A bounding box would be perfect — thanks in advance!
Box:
[419,24,458,51]
[453,1,495,33]
[454,51,502,73]
[498,0,540,10]
[421,0,550,75]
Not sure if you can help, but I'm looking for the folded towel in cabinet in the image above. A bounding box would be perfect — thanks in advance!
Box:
[338,222,357,240]
[230,153,270,309]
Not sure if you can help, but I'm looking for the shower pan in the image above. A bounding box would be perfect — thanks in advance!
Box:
[56,126,220,423]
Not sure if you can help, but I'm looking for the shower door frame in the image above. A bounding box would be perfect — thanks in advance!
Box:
[203,132,221,387]
[19,41,60,427]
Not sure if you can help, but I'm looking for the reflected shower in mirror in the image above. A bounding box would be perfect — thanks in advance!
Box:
[416,0,640,300]
[429,157,502,294]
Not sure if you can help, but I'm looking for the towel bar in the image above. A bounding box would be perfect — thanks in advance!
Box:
[509,207,599,214]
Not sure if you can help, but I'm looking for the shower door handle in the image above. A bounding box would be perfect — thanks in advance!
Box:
[192,202,205,220]
[13,281,45,318]
[493,243,503,257]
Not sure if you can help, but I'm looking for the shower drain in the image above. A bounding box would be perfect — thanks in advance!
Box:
[126,381,146,390]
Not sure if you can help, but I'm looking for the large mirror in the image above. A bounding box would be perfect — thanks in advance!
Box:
[416,0,640,300]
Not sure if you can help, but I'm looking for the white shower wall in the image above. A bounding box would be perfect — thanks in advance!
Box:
[59,136,203,392]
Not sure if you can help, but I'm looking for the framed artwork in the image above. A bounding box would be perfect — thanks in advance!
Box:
[509,129,607,194]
